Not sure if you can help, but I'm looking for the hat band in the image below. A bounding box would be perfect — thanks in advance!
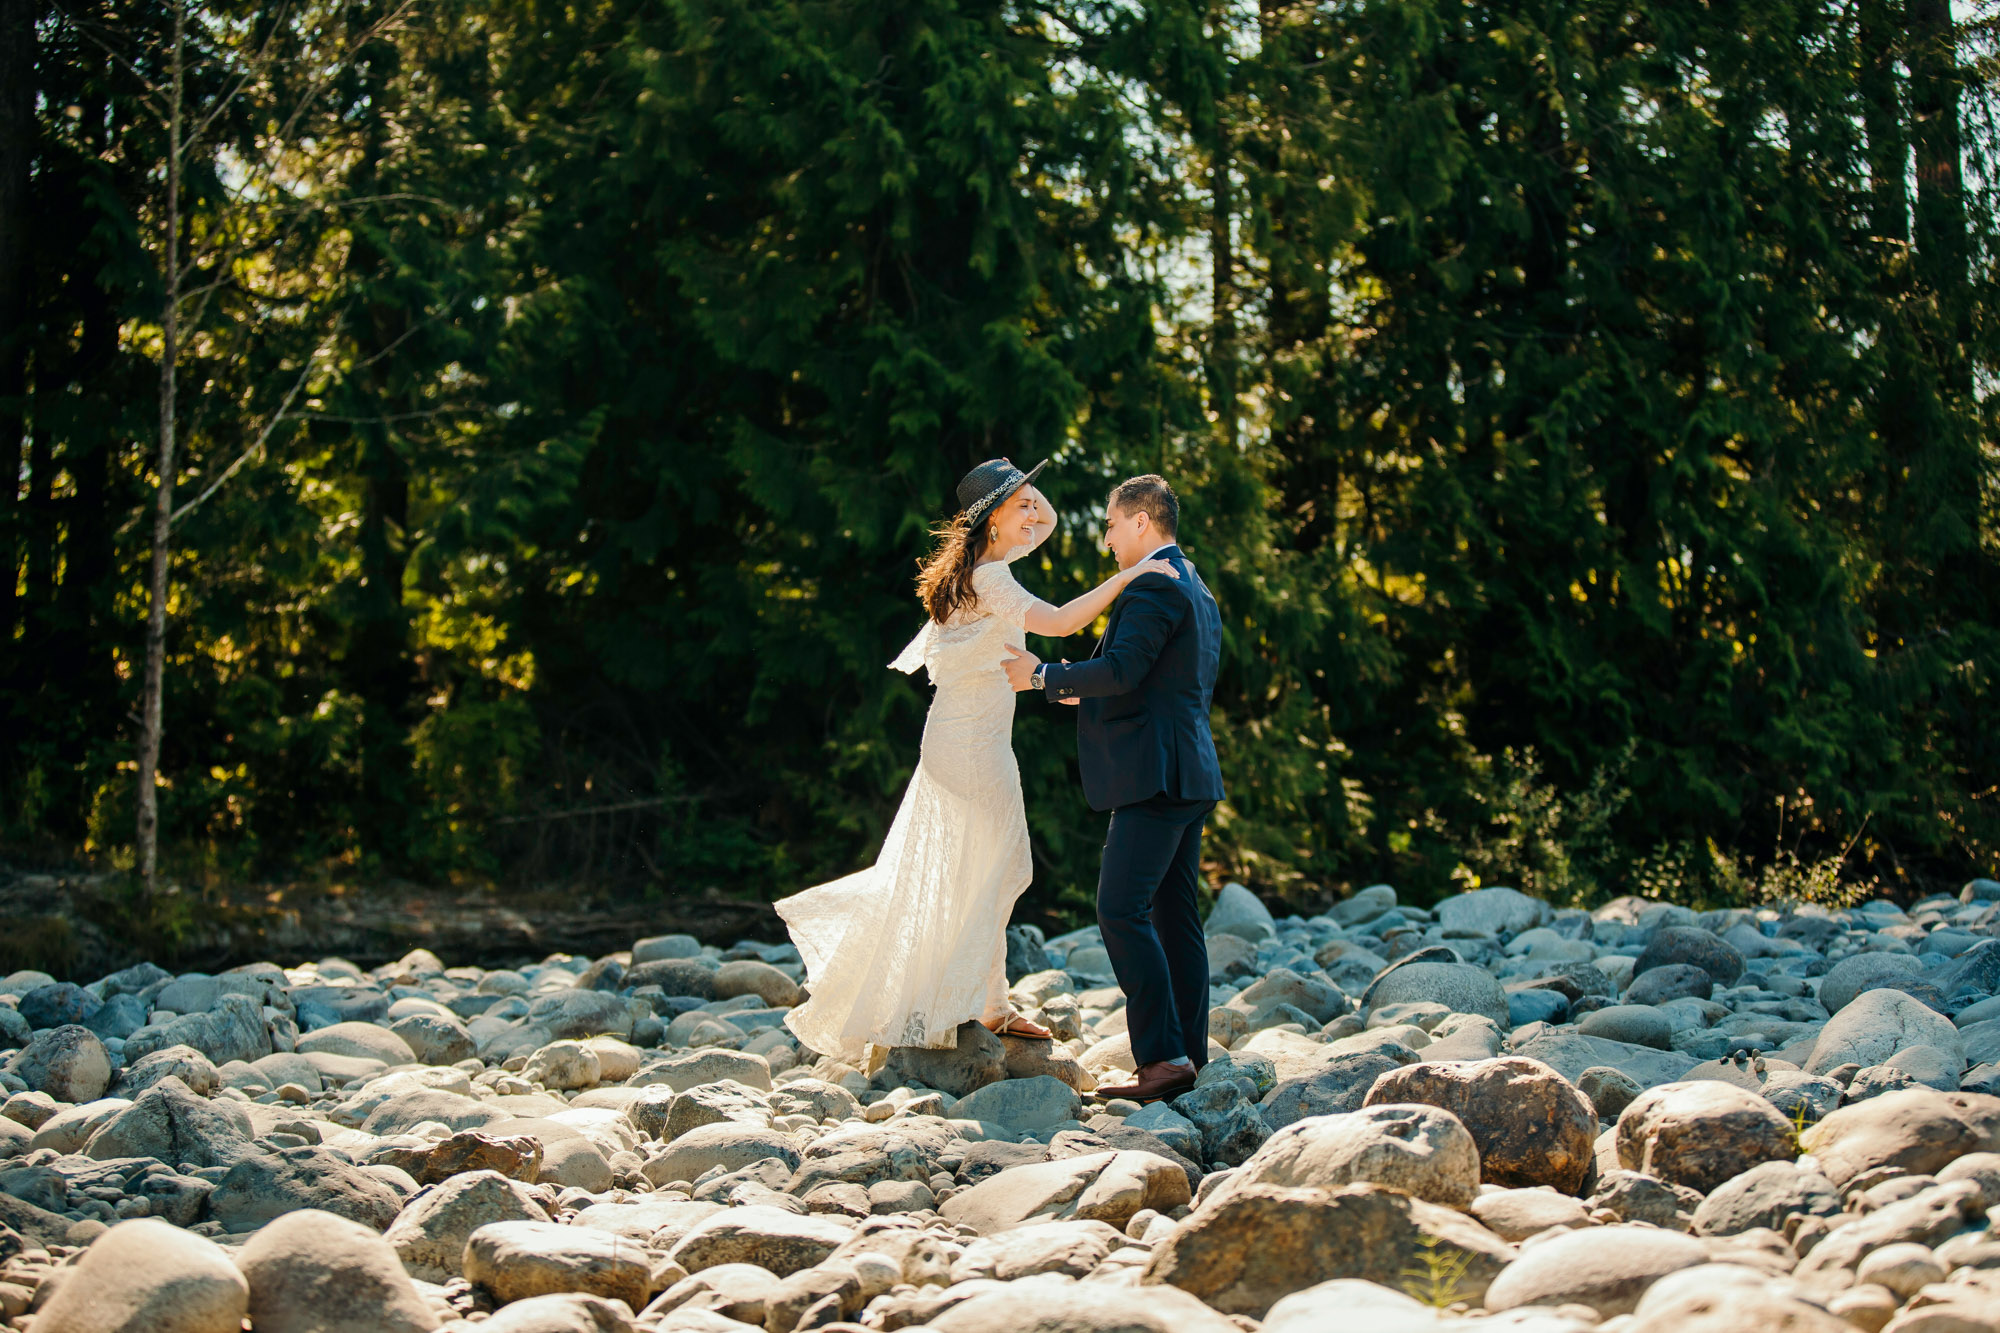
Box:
[963,473,1023,518]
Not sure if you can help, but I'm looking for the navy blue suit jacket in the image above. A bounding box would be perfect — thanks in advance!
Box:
[1040,544,1226,812]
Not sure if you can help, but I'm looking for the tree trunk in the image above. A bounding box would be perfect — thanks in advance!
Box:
[0,0,30,656]
[342,26,420,865]
[1858,0,1908,245]
[1208,124,1236,453]
[137,2,185,895]
[1907,0,1965,315]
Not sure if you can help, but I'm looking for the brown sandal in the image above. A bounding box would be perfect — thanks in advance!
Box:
[986,1011,1054,1040]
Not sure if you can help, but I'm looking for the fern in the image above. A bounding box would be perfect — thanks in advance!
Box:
[1399,1232,1477,1309]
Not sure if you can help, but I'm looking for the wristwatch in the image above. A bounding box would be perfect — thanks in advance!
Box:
[1030,665,1047,692]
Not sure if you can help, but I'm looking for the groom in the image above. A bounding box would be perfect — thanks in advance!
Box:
[1002,474,1225,1103]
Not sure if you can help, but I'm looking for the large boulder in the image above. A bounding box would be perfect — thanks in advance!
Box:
[84,992,148,1042]
[1817,952,1932,1014]
[1217,1104,1480,1209]
[952,1075,1083,1131]
[18,981,103,1029]
[629,1049,774,1093]
[527,990,637,1040]
[1796,1088,2000,1188]
[464,1219,653,1310]
[1588,1169,1702,1231]
[1691,1161,1841,1236]
[373,1130,544,1186]
[1804,989,1965,1078]
[1483,1225,1708,1318]
[297,1021,418,1066]
[209,1144,406,1233]
[113,1044,221,1098]
[1761,1071,1845,1126]
[1469,1188,1595,1241]
[640,1121,801,1186]
[83,1075,258,1168]
[29,1218,248,1333]
[633,933,702,963]
[236,1208,438,1333]
[996,1034,1091,1093]
[1578,1005,1675,1050]
[1172,1078,1271,1165]
[1631,928,1743,988]
[159,972,283,1015]
[1230,968,1348,1026]
[1361,960,1509,1028]
[792,1124,949,1198]
[1364,1056,1597,1194]
[667,1204,854,1277]
[492,1118,613,1192]
[1205,883,1277,943]
[1005,925,1051,982]
[876,1021,1006,1098]
[124,993,273,1066]
[1436,887,1549,937]
[950,1219,1126,1282]
[1927,938,2000,1012]
[1332,884,1398,925]
[4,1024,111,1103]
[1614,1081,1796,1194]
[712,959,804,1008]
[26,1097,129,1155]
[646,1082,770,1141]
[941,1149,1191,1234]
[626,957,717,997]
[1260,1052,1410,1131]
[1625,965,1715,1007]
[1141,1182,1514,1318]
[524,1040,600,1088]
[388,1012,477,1066]
[383,1169,551,1281]
[360,1089,511,1137]
[1509,1031,1697,1090]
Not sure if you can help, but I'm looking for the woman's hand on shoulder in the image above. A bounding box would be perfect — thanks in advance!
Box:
[1119,558,1180,588]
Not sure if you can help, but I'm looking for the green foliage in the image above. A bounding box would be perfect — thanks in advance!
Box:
[1703,805,1879,912]
[1427,742,1635,907]
[2,0,1996,917]
[1398,1231,1477,1310]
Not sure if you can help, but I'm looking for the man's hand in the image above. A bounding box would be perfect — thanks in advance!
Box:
[1002,644,1042,692]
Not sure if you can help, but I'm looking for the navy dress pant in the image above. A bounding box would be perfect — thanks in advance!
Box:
[1096,794,1214,1068]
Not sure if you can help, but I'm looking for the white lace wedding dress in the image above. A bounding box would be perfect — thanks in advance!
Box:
[777,544,1052,1068]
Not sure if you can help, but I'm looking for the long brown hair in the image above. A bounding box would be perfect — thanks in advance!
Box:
[916,507,1001,624]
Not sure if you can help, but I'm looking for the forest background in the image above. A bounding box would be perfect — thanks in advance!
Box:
[4,0,1999,935]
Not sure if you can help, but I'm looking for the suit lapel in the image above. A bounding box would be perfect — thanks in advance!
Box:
[1092,605,1115,658]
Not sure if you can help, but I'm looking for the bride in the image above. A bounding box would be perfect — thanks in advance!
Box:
[777,458,1178,1069]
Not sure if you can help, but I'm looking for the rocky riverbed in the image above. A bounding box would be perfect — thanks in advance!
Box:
[2,882,2000,1333]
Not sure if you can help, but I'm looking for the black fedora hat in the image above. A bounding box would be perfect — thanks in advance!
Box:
[956,457,1049,529]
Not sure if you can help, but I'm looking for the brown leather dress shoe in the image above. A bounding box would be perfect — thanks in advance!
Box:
[1095,1059,1198,1104]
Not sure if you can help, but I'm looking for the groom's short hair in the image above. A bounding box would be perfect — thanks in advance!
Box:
[1109,474,1179,537]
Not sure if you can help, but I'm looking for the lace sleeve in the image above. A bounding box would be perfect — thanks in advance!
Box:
[971,560,1048,630]
[889,621,935,675]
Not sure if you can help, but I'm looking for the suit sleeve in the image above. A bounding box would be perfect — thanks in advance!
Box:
[1041,574,1186,700]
